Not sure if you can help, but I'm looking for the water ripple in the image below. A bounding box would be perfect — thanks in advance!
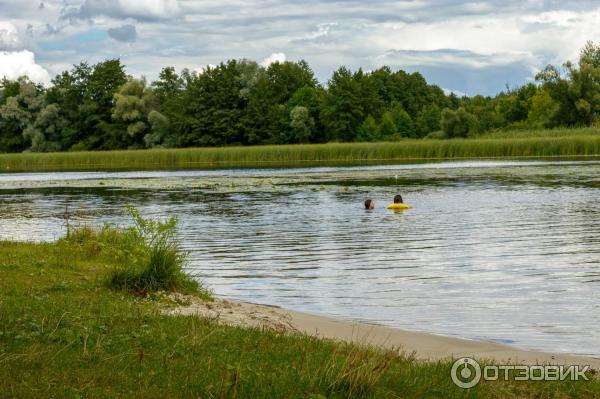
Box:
[1,161,600,356]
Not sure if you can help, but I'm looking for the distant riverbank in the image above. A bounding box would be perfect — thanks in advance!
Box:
[1,127,600,173]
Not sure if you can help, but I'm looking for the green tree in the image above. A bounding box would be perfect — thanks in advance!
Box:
[45,63,91,149]
[321,67,366,142]
[46,59,127,150]
[415,104,441,137]
[0,77,51,152]
[152,67,184,102]
[289,106,314,143]
[150,67,184,143]
[286,86,326,142]
[464,95,503,133]
[366,67,448,121]
[388,102,414,137]
[527,89,559,127]
[177,60,248,147]
[0,78,21,103]
[83,59,128,149]
[356,115,380,142]
[441,107,478,138]
[448,92,461,109]
[264,60,316,104]
[24,104,67,152]
[377,111,398,139]
[145,110,173,148]
[536,41,600,127]
[112,78,170,148]
[244,60,317,144]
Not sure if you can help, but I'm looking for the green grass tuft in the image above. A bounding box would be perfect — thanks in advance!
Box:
[63,207,206,297]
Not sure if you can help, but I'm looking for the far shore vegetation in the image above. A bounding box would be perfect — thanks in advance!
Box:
[1,211,598,397]
[2,42,600,157]
[0,127,599,172]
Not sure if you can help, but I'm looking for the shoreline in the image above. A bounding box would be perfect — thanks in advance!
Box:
[2,153,600,175]
[169,295,600,369]
[2,130,600,173]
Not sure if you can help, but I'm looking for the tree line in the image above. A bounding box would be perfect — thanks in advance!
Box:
[1,42,600,153]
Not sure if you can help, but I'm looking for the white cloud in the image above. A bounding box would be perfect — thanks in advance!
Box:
[260,52,286,67]
[117,0,181,20]
[375,49,536,70]
[194,63,217,75]
[521,10,581,27]
[0,21,22,50]
[293,22,338,42]
[5,0,600,94]
[0,50,51,85]
[63,0,182,22]
[442,87,466,97]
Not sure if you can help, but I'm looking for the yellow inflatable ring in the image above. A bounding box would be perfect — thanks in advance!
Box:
[386,203,412,210]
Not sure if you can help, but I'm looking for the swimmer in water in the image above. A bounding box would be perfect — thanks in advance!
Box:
[364,198,374,210]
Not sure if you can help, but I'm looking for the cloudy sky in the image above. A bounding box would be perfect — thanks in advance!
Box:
[0,0,598,95]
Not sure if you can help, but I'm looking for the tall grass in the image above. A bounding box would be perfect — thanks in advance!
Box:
[316,343,397,397]
[482,126,600,139]
[1,127,600,172]
[63,207,203,295]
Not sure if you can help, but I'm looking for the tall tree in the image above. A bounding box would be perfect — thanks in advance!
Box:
[536,41,600,127]
[0,78,49,152]
[244,60,317,144]
[527,89,558,127]
[321,67,366,142]
[46,59,127,150]
[441,107,478,138]
[285,86,325,142]
[112,78,172,148]
[177,60,248,146]
[356,115,380,142]
[415,104,441,137]
[388,102,415,138]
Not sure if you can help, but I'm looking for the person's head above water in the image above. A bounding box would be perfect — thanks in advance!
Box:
[393,194,403,204]
[364,199,374,209]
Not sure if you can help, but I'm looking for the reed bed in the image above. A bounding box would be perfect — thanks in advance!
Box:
[2,128,600,172]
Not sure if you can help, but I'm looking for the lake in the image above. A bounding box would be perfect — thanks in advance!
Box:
[1,160,599,357]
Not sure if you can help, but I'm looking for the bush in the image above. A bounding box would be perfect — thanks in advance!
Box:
[63,207,204,295]
[108,207,200,294]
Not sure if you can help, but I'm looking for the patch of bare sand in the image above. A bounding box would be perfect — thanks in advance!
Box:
[165,294,600,369]
[164,294,298,333]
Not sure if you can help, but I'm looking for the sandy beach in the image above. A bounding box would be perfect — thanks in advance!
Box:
[167,294,600,369]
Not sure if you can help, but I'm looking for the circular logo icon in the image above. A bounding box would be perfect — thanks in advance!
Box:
[451,357,482,389]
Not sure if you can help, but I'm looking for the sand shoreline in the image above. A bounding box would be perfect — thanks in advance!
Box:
[167,294,600,369]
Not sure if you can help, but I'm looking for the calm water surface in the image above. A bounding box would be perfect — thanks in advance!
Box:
[1,160,600,357]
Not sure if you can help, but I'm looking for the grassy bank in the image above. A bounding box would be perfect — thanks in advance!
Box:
[1,128,600,173]
[1,220,599,397]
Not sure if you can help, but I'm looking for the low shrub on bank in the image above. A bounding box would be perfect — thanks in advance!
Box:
[63,207,204,296]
